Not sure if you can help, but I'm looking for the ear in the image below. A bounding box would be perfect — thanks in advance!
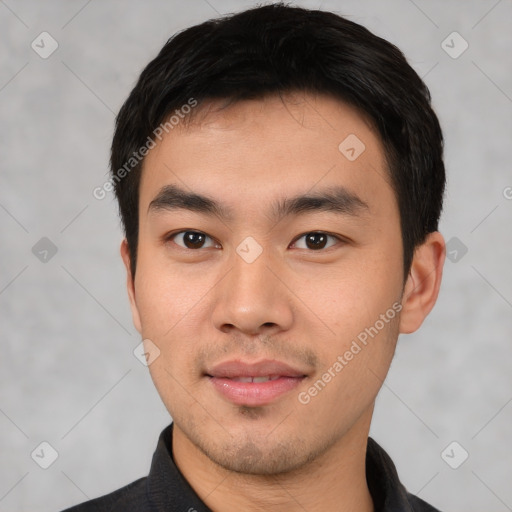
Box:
[120,238,142,334]
[399,231,446,334]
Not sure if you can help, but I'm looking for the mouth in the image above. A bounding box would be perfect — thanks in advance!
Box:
[224,375,282,383]
[205,359,308,406]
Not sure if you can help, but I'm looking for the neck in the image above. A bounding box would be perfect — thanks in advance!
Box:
[172,410,375,512]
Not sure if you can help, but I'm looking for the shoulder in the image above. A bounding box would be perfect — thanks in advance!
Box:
[366,437,444,512]
[60,477,149,512]
[406,491,443,512]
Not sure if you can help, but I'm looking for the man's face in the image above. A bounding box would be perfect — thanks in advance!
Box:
[125,93,407,474]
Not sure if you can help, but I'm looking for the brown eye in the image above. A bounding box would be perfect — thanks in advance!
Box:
[170,231,216,250]
[305,232,328,250]
[293,232,339,250]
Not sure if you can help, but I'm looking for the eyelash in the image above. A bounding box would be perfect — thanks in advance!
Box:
[164,230,345,252]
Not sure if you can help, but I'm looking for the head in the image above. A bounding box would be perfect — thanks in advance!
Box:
[113,4,446,475]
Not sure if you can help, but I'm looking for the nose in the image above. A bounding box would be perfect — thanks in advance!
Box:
[211,244,294,337]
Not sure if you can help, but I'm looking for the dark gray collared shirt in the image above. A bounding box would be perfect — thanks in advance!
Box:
[61,423,442,511]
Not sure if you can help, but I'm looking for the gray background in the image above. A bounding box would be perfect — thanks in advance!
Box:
[1,0,511,510]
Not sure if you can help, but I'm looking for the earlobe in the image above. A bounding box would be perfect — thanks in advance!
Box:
[399,231,446,334]
[120,239,142,334]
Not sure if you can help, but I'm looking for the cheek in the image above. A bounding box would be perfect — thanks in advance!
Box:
[133,255,210,380]
[300,297,400,427]
[304,254,402,336]
[133,249,205,337]
[300,251,403,402]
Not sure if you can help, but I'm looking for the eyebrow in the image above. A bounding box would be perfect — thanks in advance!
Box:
[147,184,369,222]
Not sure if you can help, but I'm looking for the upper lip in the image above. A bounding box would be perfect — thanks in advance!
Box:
[206,359,308,379]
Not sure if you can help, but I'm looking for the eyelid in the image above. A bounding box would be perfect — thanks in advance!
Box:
[290,231,344,250]
[165,230,219,249]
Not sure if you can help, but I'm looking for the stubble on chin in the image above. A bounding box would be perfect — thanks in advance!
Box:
[175,409,332,476]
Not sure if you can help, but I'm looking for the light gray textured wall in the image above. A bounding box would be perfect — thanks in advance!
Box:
[1,1,511,511]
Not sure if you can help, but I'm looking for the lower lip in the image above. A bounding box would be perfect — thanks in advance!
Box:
[208,376,304,406]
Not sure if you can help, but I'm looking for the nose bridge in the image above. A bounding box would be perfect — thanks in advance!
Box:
[211,239,293,334]
[232,245,273,299]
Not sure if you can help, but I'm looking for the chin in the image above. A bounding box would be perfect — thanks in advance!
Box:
[194,428,323,476]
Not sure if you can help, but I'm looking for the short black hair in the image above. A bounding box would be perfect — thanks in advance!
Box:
[111,2,445,279]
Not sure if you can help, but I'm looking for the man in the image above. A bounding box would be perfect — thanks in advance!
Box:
[65,3,446,511]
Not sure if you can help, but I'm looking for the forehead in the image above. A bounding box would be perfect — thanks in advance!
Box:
[138,93,395,223]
